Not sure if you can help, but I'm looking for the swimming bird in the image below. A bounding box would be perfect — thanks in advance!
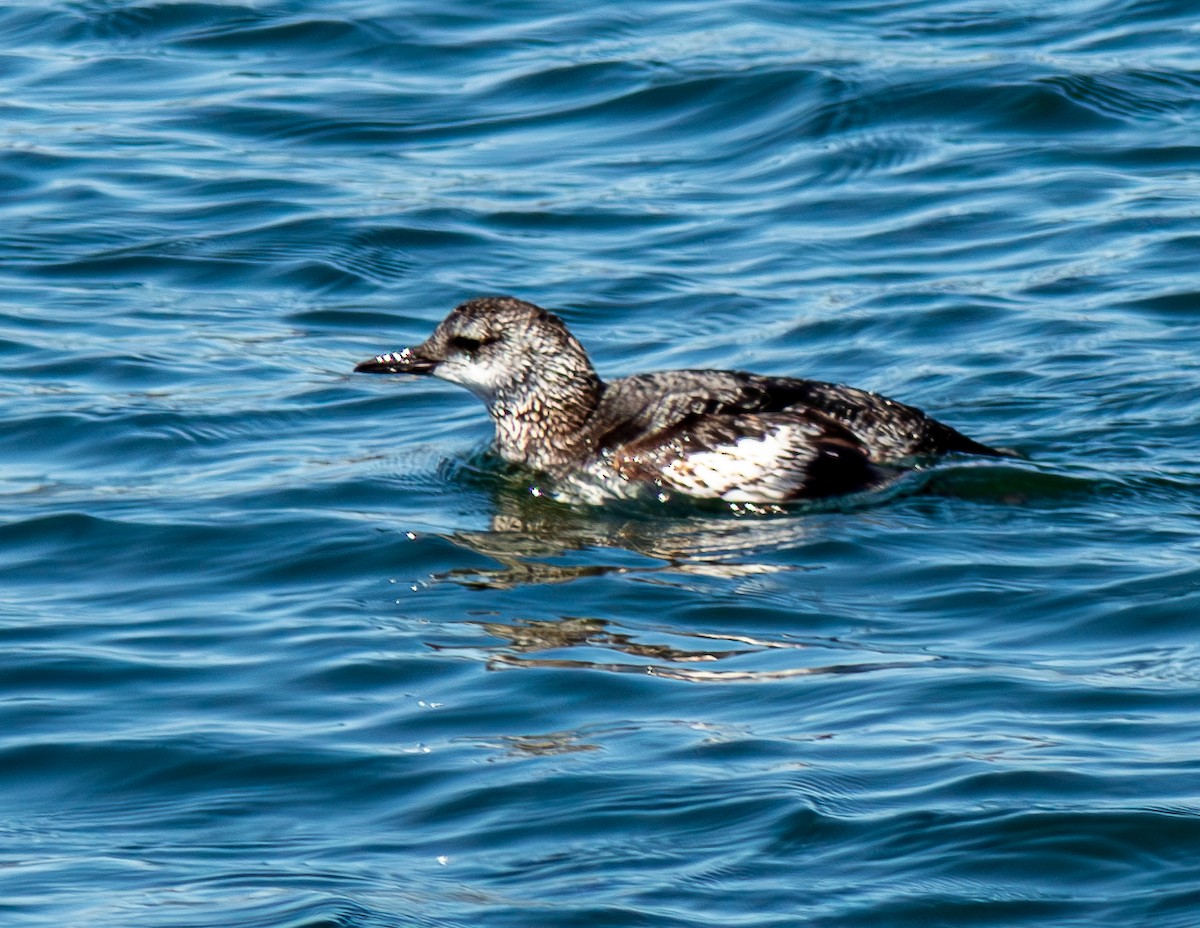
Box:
[354,296,1011,504]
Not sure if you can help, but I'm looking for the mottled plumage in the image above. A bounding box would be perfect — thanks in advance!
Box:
[354,296,1011,503]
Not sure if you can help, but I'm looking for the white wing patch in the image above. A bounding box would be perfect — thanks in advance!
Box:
[661,426,812,502]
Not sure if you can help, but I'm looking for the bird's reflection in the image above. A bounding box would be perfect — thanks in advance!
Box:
[420,477,943,683]
[469,729,602,758]
[428,614,937,683]
[431,479,837,589]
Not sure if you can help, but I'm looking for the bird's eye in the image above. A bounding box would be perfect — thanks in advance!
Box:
[449,335,493,353]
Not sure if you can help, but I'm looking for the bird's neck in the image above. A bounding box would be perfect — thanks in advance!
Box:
[488,363,604,470]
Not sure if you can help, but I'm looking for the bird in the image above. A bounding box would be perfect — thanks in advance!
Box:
[353,296,1012,505]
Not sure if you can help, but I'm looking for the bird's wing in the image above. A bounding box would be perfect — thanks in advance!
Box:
[739,375,1011,462]
[596,391,881,502]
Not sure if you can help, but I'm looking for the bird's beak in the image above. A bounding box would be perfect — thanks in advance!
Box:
[353,346,438,375]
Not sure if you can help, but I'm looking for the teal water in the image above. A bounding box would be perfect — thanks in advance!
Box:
[3,1,1200,925]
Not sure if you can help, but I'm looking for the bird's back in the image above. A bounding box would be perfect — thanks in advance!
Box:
[588,369,1008,467]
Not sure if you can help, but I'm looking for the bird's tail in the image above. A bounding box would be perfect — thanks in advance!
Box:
[943,429,1023,459]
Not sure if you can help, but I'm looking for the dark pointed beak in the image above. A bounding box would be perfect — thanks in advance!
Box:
[353,347,438,375]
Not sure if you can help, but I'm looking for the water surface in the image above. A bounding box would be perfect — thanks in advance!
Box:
[2,1,1200,925]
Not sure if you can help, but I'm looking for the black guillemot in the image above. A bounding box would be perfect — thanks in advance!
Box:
[354,296,1011,504]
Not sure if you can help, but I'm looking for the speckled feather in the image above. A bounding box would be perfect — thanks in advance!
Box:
[590,370,1000,465]
[354,296,1011,503]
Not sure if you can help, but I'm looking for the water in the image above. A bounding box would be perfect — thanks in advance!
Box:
[2,1,1199,924]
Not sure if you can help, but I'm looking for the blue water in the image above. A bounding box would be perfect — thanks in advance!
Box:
[3,1,1200,925]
